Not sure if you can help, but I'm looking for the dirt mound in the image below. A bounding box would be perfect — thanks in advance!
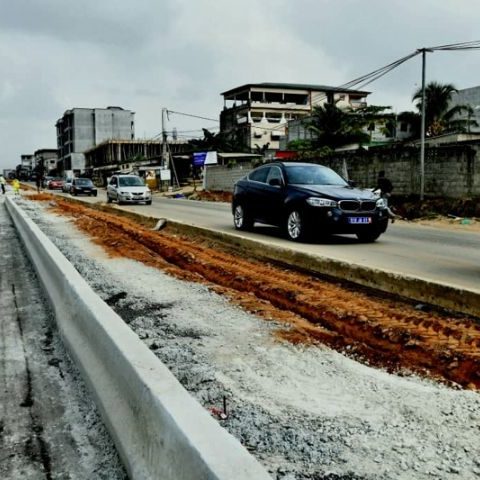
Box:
[189,190,233,203]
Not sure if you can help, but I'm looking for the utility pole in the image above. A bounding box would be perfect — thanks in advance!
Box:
[161,108,169,169]
[418,48,432,201]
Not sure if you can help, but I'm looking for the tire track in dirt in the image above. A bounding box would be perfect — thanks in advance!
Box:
[29,194,480,389]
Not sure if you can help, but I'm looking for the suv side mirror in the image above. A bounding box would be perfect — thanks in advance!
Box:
[269,178,282,187]
[347,179,357,187]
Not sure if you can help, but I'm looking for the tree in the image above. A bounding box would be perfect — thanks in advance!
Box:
[188,128,248,153]
[305,103,393,150]
[412,81,477,136]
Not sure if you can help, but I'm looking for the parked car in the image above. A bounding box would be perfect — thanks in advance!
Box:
[62,177,73,192]
[232,162,389,242]
[107,174,152,205]
[47,177,64,190]
[70,178,97,196]
[42,176,54,188]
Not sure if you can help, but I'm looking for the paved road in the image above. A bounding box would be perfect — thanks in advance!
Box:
[48,188,480,293]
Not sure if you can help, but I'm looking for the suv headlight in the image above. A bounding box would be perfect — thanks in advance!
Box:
[306,197,337,207]
[376,198,386,208]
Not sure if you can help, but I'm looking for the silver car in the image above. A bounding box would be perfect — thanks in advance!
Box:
[107,174,152,205]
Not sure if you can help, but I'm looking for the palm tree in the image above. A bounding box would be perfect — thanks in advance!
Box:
[306,103,394,149]
[307,103,370,149]
[412,82,476,136]
[189,128,249,153]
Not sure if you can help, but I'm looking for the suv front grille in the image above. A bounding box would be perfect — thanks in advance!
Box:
[339,200,377,212]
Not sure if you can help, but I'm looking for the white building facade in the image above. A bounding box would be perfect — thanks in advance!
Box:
[220,83,369,152]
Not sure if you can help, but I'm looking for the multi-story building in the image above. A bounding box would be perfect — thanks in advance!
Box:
[449,86,480,133]
[220,83,369,152]
[34,148,58,174]
[56,106,135,174]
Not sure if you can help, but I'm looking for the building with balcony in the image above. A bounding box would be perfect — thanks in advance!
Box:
[220,83,369,152]
[56,106,135,174]
[449,86,480,133]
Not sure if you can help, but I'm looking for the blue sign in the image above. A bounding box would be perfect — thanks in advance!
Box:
[193,152,207,167]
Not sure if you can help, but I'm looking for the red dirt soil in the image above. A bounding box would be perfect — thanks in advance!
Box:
[28,193,480,390]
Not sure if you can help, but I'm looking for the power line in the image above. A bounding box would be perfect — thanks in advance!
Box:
[166,109,219,123]
[424,40,480,51]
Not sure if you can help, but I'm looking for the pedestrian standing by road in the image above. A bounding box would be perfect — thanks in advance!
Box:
[36,175,42,193]
[0,175,6,194]
[12,178,20,195]
[376,170,398,222]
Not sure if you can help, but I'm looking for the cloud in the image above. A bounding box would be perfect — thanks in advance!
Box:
[1,0,480,169]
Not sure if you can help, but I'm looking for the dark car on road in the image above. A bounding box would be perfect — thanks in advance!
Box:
[70,178,97,196]
[232,162,389,242]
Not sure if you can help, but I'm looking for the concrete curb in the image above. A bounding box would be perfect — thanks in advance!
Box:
[5,196,272,480]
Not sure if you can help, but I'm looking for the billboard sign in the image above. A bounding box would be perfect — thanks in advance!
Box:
[193,151,218,167]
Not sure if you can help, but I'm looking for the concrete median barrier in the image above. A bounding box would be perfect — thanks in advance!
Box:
[5,196,272,480]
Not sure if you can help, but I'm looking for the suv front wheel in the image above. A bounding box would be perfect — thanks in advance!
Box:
[286,209,309,242]
[233,204,253,231]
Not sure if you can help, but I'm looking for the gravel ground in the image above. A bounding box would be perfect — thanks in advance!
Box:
[0,198,126,479]
[16,197,480,480]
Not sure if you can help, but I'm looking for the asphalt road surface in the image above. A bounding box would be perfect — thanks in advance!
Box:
[50,188,480,293]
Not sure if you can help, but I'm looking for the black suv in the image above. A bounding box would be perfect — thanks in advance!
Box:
[232,162,389,242]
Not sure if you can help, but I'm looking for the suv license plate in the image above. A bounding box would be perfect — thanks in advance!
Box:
[348,217,372,224]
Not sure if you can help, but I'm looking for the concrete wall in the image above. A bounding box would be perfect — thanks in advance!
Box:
[323,144,479,197]
[94,108,134,144]
[204,164,252,191]
[204,144,480,198]
[73,109,96,153]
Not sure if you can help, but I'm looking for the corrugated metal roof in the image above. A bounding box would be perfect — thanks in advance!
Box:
[221,83,370,97]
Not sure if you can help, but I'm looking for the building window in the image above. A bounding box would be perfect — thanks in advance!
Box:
[265,92,283,103]
[251,113,263,123]
[284,93,308,105]
[265,112,282,123]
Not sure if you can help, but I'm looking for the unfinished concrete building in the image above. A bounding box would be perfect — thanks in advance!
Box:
[56,106,135,174]
[84,139,190,186]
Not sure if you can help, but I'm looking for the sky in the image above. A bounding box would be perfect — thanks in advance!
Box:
[1,0,480,171]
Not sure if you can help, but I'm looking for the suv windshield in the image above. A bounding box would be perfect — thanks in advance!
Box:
[118,176,144,187]
[285,165,348,186]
